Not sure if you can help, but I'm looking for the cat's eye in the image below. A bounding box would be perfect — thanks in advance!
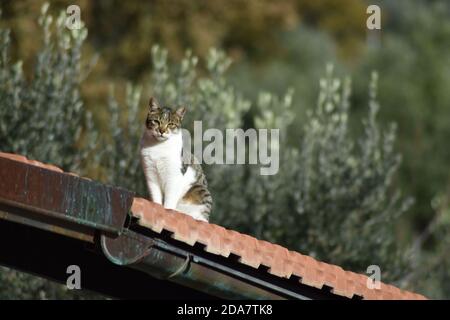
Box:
[168,123,177,129]
[150,120,160,126]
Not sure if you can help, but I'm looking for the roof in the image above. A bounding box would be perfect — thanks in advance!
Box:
[0,151,426,300]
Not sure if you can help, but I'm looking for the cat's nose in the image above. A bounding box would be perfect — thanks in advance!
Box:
[158,128,165,134]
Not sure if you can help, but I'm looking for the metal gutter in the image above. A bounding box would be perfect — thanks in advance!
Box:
[101,229,286,300]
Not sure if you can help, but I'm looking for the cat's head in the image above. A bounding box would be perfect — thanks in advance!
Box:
[145,97,186,141]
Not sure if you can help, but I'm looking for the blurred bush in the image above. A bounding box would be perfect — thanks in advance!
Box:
[0,5,98,299]
[0,4,94,171]
[0,0,367,75]
[227,1,450,298]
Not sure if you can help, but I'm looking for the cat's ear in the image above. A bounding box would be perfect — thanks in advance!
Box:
[148,97,160,112]
[176,106,186,119]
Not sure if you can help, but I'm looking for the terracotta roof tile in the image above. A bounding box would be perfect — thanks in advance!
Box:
[131,197,427,300]
[0,152,426,300]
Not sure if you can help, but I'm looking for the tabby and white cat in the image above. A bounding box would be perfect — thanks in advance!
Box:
[140,97,212,222]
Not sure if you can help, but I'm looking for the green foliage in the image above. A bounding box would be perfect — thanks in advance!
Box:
[290,68,411,276]
[0,4,93,171]
[228,0,450,297]
[1,0,366,79]
[355,0,450,230]
[0,6,99,299]
[0,266,101,300]
[353,0,450,297]
[402,194,450,299]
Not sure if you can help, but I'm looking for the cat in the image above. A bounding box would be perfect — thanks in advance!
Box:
[139,97,212,222]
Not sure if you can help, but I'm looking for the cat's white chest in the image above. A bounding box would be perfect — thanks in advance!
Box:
[140,131,183,183]
[142,144,178,166]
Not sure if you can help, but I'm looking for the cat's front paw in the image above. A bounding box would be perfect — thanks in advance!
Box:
[163,202,177,210]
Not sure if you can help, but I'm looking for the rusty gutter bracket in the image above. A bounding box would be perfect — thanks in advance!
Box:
[167,254,192,279]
